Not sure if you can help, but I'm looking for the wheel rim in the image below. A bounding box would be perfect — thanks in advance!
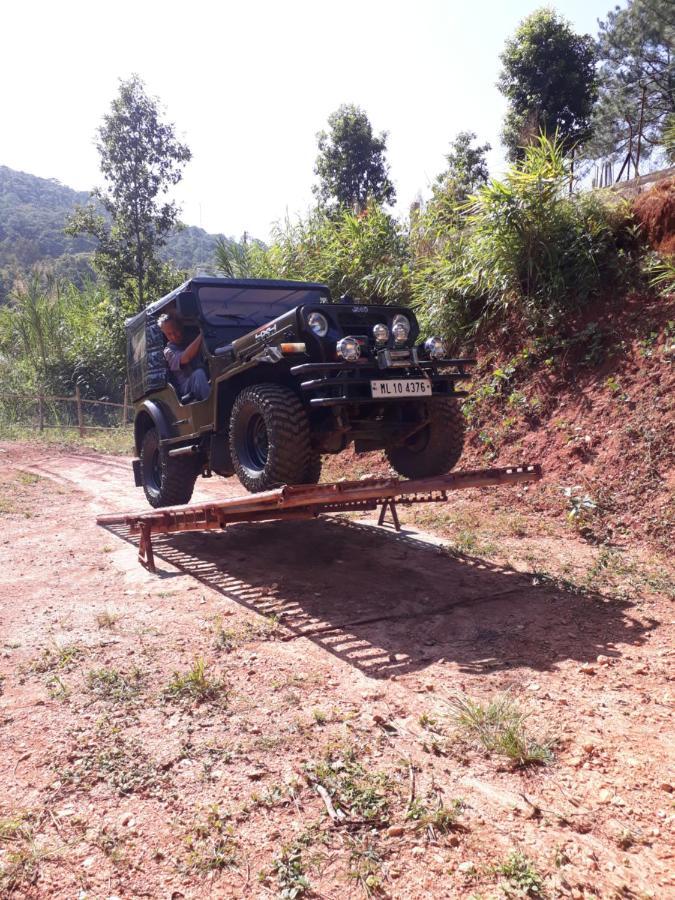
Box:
[142,430,162,496]
[244,413,269,471]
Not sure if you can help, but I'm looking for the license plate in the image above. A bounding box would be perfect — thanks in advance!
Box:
[371,379,432,398]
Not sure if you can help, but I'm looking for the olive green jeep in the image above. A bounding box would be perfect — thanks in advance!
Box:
[126,277,474,507]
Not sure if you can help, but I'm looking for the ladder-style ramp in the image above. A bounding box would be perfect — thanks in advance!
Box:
[96,464,542,572]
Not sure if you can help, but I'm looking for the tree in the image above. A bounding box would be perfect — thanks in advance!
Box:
[591,0,674,177]
[498,9,597,160]
[417,133,492,237]
[314,104,396,211]
[66,75,191,311]
[439,132,491,199]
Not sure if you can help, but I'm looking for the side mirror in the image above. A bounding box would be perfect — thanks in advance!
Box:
[176,292,199,319]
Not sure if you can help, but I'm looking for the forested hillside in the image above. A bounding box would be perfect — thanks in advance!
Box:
[0,165,227,301]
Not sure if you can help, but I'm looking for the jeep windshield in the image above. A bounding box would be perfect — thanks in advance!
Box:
[198,286,329,327]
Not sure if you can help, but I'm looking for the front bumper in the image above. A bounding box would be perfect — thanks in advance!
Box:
[291,355,475,408]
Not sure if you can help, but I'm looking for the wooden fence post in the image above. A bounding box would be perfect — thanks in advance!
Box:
[38,394,44,432]
[75,385,84,437]
[122,383,129,426]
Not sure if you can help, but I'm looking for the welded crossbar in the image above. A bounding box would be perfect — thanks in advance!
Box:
[97,464,542,572]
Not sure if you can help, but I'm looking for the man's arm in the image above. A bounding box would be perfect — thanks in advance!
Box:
[180,333,203,365]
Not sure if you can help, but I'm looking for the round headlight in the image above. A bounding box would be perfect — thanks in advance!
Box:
[392,314,411,344]
[424,336,447,360]
[372,323,389,345]
[336,336,361,362]
[307,311,328,337]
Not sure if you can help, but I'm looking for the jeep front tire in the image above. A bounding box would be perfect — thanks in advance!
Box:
[385,398,465,480]
[229,384,312,493]
[140,426,197,508]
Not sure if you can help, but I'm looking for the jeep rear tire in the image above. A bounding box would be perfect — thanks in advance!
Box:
[385,398,465,480]
[229,384,311,493]
[140,427,197,508]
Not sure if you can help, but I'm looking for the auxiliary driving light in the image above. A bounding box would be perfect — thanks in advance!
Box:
[392,314,410,345]
[307,311,328,337]
[424,336,447,360]
[372,323,389,345]
[336,336,361,361]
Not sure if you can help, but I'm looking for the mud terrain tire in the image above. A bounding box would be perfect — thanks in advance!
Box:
[141,427,197,508]
[229,384,311,493]
[385,398,465,480]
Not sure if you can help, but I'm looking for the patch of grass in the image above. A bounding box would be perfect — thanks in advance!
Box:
[17,472,41,485]
[449,694,554,767]
[312,708,327,726]
[0,424,133,455]
[54,723,167,797]
[45,674,70,701]
[406,797,463,837]
[162,657,228,706]
[305,748,393,824]
[493,851,546,897]
[92,824,129,866]
[96,608,121,629]
[0,812,49,892]
[86,667,145,703]
[30,642,84,674]
[182,805,238,873]
[212,614,280,652]
[347,836,385,897]
[419,712,443,734]
[272,844,311,899]
[251,781,299,810]
[452,529,498,557]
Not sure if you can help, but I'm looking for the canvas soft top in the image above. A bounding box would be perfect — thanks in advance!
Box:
[124,277,331,331]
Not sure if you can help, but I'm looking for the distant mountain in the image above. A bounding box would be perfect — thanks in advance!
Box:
[0,165,230,300]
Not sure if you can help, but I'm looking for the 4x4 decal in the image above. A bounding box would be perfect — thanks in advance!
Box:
[254,323,278,342]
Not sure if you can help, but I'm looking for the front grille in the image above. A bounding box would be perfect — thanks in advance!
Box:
[336,311,387,340]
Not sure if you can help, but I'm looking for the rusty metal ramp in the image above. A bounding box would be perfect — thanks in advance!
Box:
[97,464,542,572]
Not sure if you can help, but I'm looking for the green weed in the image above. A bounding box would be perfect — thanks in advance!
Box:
[272,844,311,898]
[86,667,145,702]
[347,836,385,896]
[449,694,554,767]
[305,748,392,824]
[162,657,228,705]
[182,805,238,873]
[30,642,83,674]
[494,851,546,897]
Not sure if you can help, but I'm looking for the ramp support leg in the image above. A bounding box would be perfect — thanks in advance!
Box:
[377,498,401,531]
[138,522,156,573]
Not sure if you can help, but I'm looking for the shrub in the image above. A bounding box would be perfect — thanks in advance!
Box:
[216,204,411,305]
[412,134,639,344]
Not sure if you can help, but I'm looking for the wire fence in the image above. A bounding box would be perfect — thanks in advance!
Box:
[0,386,132,434]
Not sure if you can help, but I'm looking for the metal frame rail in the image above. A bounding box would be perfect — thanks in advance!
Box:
[96,464,542,573]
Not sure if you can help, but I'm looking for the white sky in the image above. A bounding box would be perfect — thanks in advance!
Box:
[2,0,614,240]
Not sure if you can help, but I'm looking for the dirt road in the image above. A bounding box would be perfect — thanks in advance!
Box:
[1,441,672,898]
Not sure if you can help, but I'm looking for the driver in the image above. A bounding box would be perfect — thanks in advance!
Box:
[158,314,210,402]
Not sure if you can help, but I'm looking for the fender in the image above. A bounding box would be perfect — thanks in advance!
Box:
[133,399,173,454]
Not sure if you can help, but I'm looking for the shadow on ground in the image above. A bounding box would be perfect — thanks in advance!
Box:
[103,516,653,679]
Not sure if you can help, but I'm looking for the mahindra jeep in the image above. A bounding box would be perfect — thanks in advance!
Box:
[126,277,474,507]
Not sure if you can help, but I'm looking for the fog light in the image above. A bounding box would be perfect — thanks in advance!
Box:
[336,336,361,361]
[424,336,447,359]
[373,323,389,345]
[392,314,411,345]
